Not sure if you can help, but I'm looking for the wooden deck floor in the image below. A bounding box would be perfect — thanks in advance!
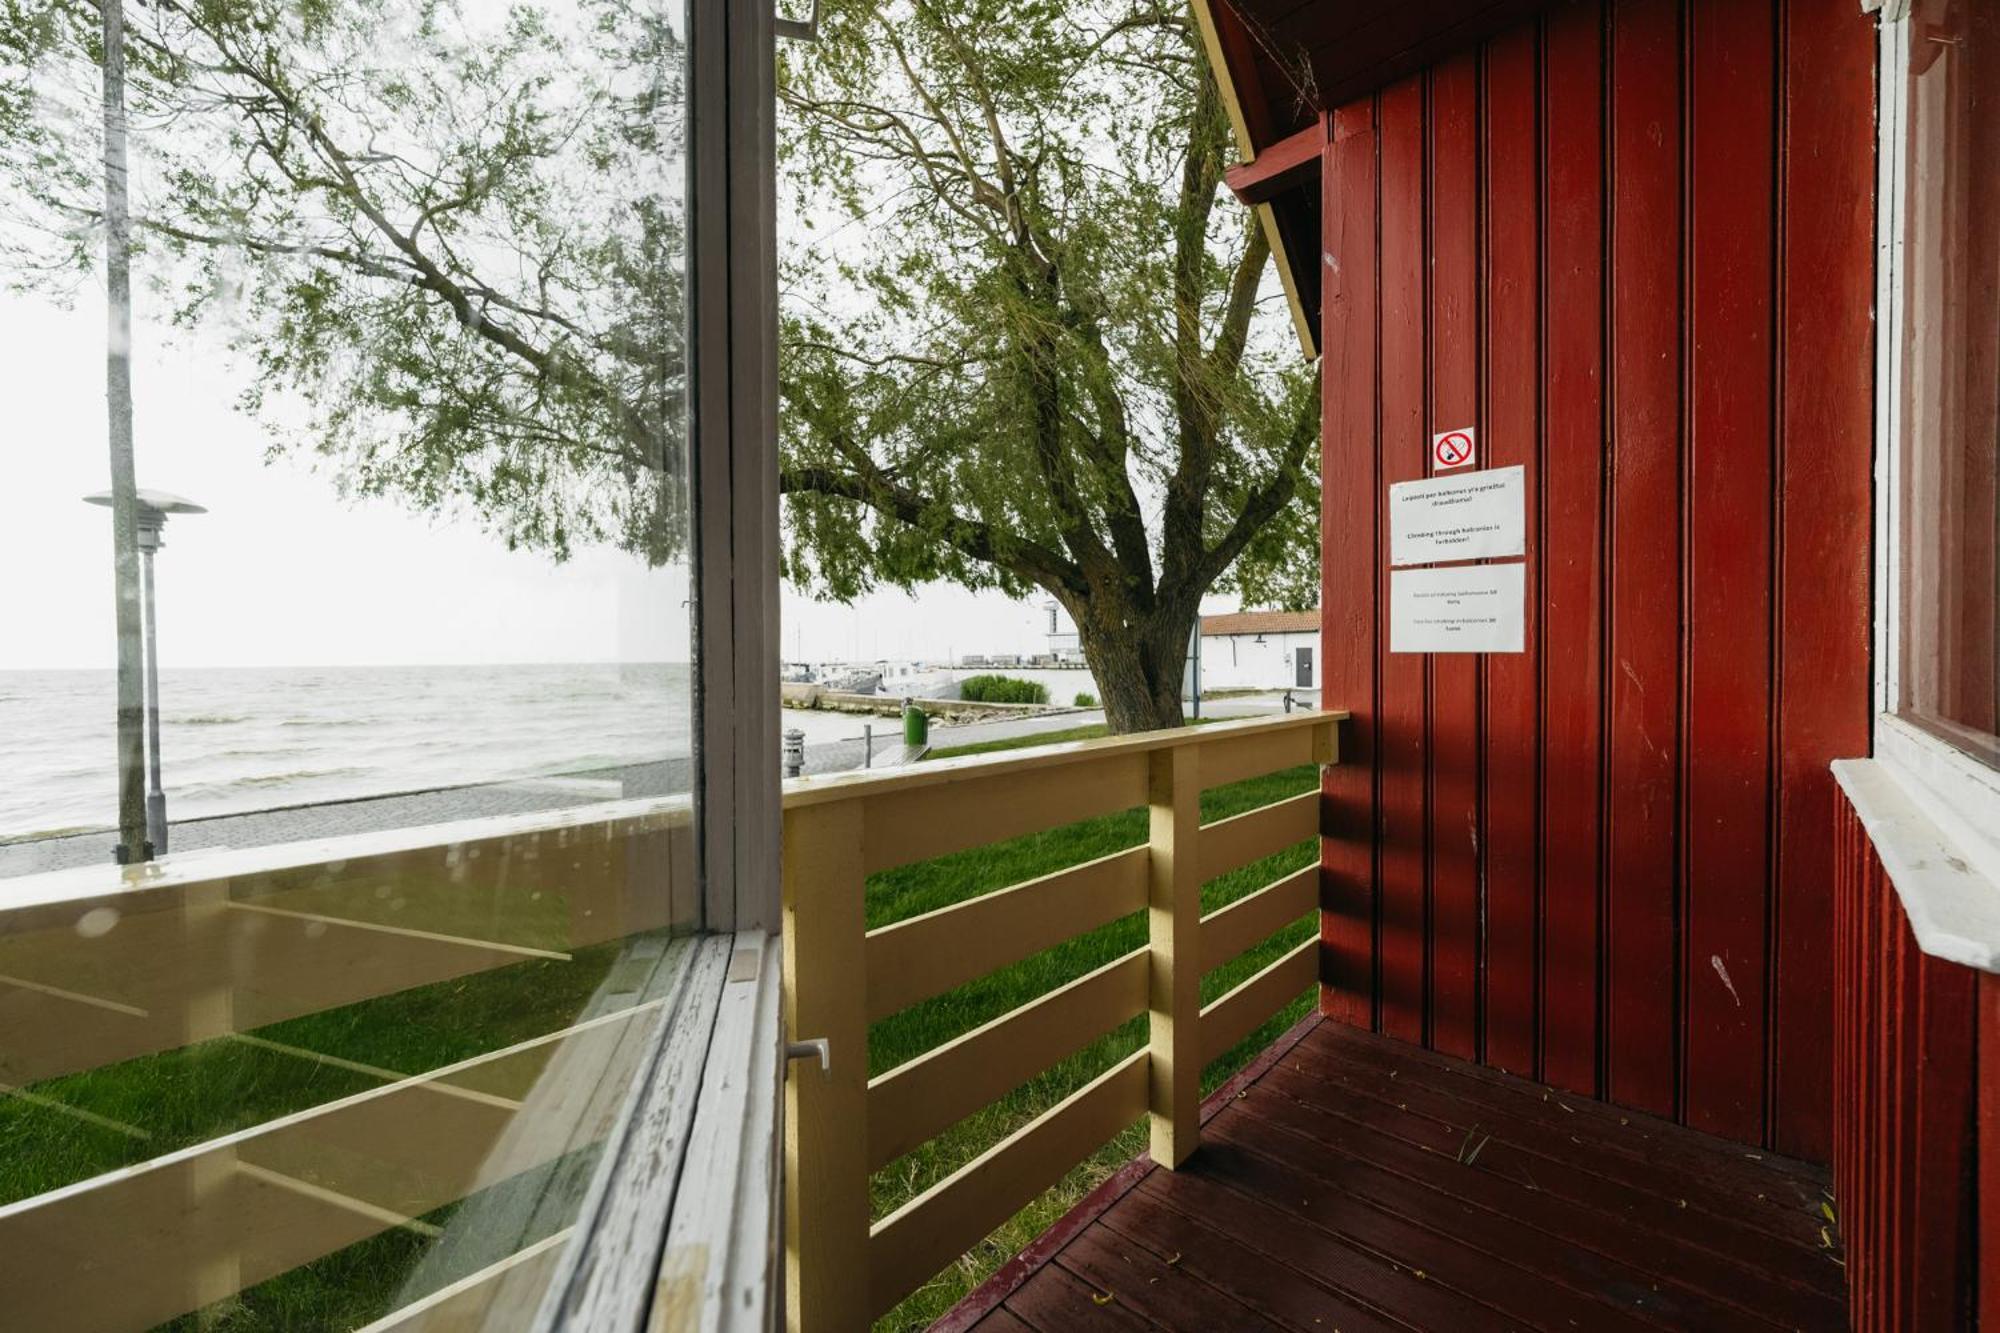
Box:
[938,1018,1845,1332]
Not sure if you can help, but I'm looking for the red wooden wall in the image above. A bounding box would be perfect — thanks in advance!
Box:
[1834,795,1997,1330]
[1316,0,1875,1158]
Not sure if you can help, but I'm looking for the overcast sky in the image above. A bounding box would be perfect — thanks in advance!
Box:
[0,288,1157,671]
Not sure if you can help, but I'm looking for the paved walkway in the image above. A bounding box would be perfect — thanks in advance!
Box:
[1,693,1319,879]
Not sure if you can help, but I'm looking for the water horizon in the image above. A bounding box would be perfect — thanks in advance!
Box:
[0,662,702,839]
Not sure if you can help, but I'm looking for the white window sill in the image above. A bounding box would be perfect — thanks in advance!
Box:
[1833,748,2000,974]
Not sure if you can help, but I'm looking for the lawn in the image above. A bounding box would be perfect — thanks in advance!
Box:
[0,723,1320,1332]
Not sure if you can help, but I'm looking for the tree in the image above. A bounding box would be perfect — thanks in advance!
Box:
[1,0,1320,736]
[0,0,689,563]
[779,0,1319,732]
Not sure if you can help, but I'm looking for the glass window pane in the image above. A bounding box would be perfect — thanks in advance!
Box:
[0,0,695,1324]
[1900,0,2000,758]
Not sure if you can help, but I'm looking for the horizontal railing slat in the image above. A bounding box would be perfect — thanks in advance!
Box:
[866,1050,1149,1319]
[0,989,679,1332]
[355,1228,571,1332]
[0,811,690,1088]
[867,949,1148,1170]
[1198,790,1318,883]
[781,711,1345,812]
[859,751,1150,874]
[1199,865,1317,971]
[864,847,1148,1020]
[1197,723,1319,789]
[1200,937,1318,1064]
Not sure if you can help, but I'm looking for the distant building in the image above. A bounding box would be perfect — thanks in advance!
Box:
[1043,601,1084,665]
[1200,610,1320,691]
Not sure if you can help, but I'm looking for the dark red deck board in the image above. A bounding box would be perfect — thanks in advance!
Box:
[1277,1032,1833,1252]
[948,1022,1843,1333]
[965,1310,1036,1333]
[1004,1266,1158,1332]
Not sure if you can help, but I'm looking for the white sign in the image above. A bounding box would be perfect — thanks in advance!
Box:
[1388,464,1526,567]
[1431,425,1477,471]
[1391,564,1525,654]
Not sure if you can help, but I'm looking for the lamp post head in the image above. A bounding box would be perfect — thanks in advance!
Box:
[84,489,207,551]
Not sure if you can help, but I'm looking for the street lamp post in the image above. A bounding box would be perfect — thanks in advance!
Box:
[84,488,206,859]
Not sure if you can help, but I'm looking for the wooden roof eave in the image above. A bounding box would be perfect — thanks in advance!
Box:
[1191,0,1320,363]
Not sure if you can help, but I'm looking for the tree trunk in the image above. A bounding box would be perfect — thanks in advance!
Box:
[1070,595,1198,735]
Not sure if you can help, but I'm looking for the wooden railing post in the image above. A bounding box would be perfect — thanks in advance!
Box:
[1147,743,1202,1168]
[782,798,870,1333]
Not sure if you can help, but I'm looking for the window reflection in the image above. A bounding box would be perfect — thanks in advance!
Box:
[1900,0,2000,758]
[0,0,695,1325]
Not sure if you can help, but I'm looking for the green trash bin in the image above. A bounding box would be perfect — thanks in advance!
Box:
[902,699,929,748]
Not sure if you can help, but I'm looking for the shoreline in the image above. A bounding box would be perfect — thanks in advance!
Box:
[0,693,1303,879]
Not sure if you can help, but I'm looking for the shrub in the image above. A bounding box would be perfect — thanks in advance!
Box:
[1074,691,1097,707]
[958,673,1049,704]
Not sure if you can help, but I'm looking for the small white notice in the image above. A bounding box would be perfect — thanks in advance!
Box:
[1391,564,1525,654]
[1388,464,1525,567]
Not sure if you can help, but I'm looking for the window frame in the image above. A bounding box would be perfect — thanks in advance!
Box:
[532,0,784,1324]
[1867,0,2000,903]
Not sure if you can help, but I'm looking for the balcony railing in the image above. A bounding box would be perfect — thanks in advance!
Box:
[0,798,704,1331]
[0,709,1338,1332]
[781,710,1341,1330]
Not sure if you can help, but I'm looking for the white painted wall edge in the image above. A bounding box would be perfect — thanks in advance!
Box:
[1833,755,2000,974]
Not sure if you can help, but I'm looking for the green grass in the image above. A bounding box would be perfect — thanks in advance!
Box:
[3,730,1318,1333]
[0,932,629,1331]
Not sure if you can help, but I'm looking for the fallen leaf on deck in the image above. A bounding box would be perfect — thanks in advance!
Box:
[1091,1290,1115,1306]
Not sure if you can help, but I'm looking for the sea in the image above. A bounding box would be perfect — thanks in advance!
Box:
[0,664,869,841]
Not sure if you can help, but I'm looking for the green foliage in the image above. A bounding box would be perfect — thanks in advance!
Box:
[1074,690,1096,707]
[956,672,1048,704]
[0,0,689,563]
[777,0,1321,728]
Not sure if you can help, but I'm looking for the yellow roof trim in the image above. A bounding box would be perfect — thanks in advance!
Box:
[1191,0,1319,362]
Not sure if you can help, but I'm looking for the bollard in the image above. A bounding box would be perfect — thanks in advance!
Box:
[863,723,873,769]
[783,727,806,778]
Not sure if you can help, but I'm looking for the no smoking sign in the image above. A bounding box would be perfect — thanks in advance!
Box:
[1432,426,1476,472]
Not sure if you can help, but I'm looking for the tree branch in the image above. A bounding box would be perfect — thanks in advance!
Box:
[780,465,1084,595]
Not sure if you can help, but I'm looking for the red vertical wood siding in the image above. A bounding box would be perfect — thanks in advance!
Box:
[1479,24,1541,1079]
[1538,0,1606,1097]
[1427,52,1481,1061]
[1833,795,1989,1330]
[1774,0,1878,1160]
[1982,967,1999,1331]
[1320,105,1375,1029]
[1377,75,1429,1047]
[1682,0,1778,1148]
[1604,0,1682,1123]
[1316,0,1873,1155]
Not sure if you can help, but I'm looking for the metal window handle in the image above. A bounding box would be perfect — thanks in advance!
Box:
[786,1037,831,1076]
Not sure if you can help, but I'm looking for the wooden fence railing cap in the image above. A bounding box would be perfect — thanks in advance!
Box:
[779,708,1348,811]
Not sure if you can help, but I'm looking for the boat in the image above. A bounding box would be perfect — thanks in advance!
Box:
[878,661,958,700]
